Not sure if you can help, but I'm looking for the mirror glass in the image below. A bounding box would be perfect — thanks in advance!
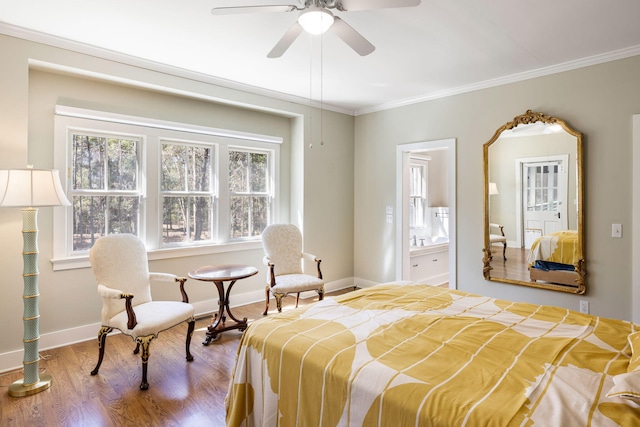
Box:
[483,110,585,293]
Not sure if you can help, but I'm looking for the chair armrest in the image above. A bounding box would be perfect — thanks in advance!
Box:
[97,284,125,299]
[149,272,177,282]
[489,223,505,236]
[96,284,137,329]
[266,261,276,288]
[302,252,323,279]
[149,272,190,303]
[302,252,320,263]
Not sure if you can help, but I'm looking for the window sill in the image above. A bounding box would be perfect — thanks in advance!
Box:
[51,240,263,271]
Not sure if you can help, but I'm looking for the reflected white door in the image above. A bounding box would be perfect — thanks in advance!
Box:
[522,156,568,248]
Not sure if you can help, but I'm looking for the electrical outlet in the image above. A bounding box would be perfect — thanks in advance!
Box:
[579,300,589,314]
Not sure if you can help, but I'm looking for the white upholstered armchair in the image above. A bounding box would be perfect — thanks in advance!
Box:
[261,224,324,315]
[89,234,195,390]
[489,223,507,261]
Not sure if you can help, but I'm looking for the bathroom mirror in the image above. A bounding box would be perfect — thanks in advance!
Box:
[482,110,585,294]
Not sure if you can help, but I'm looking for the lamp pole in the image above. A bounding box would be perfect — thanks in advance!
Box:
[0,168,70,397]
[9,207,53,396]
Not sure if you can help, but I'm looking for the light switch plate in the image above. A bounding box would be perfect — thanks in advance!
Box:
[612,223,622,238]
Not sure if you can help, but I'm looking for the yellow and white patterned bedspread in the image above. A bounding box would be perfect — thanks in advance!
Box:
[527,230,580,266]
[226,284,639,426]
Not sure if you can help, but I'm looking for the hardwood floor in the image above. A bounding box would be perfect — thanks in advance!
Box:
[488,246,531,282]
[0,291,351,427]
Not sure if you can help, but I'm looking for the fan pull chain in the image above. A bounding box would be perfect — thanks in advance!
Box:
[320,32,324,146]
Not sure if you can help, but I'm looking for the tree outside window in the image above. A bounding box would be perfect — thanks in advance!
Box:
[71,133,141,251]
[229,150,270,239]
[161,142,213,245]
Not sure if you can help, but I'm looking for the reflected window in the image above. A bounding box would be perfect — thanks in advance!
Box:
[525,161,560,213]
[409,159,428,228]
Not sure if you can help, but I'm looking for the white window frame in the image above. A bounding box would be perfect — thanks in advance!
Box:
[227,146,274,240]
[67,129,146,252]
[52,106,281,270]
[159,138,217,248]
[409,157,429,229]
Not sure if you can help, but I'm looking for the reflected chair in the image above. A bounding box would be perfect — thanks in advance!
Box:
[89,234,195,390]
[261,224,324,315]
[489,223,507,261]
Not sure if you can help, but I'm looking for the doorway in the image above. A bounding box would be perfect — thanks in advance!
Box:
[515,155,569,248]
[396,138,456,289]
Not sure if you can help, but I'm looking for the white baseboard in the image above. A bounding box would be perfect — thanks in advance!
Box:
[0,277,359,373]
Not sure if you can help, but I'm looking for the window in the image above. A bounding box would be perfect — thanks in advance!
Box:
[161,141,214,245]
[229,149,270,239]
[70,132,142,251]
[53,107,281,269]
[409,159,428,228]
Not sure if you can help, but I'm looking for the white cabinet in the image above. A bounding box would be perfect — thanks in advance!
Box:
[410,243,449,285]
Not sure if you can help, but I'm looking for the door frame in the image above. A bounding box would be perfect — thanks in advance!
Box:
[396,138,456,289]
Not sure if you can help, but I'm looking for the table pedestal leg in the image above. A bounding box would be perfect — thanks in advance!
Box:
[203,280,248,345]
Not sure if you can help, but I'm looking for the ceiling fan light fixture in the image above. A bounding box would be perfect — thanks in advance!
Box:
[298,8,334,34]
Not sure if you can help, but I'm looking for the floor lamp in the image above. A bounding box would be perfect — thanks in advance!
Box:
[0,167,70,397]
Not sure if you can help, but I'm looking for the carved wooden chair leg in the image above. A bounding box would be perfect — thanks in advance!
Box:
[295,292,300,308]
[133,342,140,354]
[318,288,324,301]
[502,243,507,261]
[263,286,270,315]
[275,293,284,312]
[185,320,195,362]
[91,326,113,376]
[137,336,154,390]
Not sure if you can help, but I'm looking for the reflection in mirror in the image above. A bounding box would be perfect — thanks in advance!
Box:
[483,110,585,294]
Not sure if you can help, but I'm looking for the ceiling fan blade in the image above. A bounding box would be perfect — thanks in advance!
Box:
[339,0,420,11]
[211,5,298,15]
[267,21,304,58]
[330,17,375,56]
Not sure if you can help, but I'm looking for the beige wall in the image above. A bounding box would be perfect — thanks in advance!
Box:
[354,55,640,320]
[0,34,354,368]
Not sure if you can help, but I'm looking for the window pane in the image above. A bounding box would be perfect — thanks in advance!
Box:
[189,196,211,241]
[229,151,248,193]
[188,146,212,192]
[108,138,138,190]
[162,196,213,244]
[72,195,106,251]
[250,152,267,193]
[251,196,268,236]
[410,197,425,227]
[162,144,186,191]
[230,195,249,238]
[72,135,105,190]
[163,196,188,244]
[108,196,139,234]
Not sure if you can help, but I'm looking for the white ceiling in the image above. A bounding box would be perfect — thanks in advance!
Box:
[2,0,640,115]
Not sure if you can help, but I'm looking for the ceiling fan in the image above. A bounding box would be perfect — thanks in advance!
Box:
[211,0,422,58]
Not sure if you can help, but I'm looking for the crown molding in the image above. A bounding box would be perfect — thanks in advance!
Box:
[0,22,356,116]
[355,45,640,115]
[2,21,639,117]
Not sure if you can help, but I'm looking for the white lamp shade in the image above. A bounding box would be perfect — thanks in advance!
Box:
[0,169,71,207]
[298,8,334,34]
[489,182,499,195]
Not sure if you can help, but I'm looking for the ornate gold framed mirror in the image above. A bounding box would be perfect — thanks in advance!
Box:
[483,110,585,294]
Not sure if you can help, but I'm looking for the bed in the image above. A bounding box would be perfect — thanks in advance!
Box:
[527,230,584,289]
[226,283,640,426]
